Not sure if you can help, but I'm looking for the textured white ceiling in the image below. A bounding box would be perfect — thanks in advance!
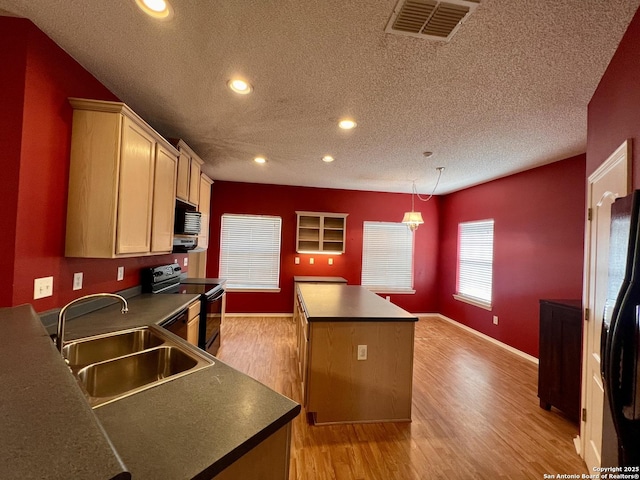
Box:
[1,0,639,194]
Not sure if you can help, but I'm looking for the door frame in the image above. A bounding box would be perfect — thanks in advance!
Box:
[580,139,631,465]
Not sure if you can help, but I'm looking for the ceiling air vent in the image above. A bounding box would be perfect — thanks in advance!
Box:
[385,0,479,42]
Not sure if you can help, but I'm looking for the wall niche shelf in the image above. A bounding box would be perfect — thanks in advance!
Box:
[296,211,347,254]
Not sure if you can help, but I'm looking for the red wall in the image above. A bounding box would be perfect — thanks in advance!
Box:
[207,181,440,314]
[1,17,187,312]
[587,7,640,183]
[1,16,591,360]
[0,20,27,307]
[436,155,586,357]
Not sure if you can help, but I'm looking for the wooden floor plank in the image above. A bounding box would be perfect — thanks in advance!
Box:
[216,315,588,479]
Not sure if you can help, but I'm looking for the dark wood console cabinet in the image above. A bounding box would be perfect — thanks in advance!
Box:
[538,299,582,424]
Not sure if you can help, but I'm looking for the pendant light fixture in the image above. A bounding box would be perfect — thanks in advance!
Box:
[402,166,444,231]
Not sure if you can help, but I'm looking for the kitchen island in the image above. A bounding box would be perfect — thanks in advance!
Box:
[295,283,418,425]
[2,294,300,480]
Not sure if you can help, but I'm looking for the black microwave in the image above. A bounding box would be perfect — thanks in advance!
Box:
[175,205,201,235]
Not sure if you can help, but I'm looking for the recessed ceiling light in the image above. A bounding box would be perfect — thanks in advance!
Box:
[135,0,173,19]
[228,79,253,95]
[322,155,335,163]
[338,119,357,130]
[254,157,266,164]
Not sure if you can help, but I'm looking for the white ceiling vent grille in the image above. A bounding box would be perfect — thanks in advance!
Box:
[385,0,479,42]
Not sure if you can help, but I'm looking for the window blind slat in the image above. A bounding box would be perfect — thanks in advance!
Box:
[361,222,413,290]
[457,219,494,303]
[219,214,282,289]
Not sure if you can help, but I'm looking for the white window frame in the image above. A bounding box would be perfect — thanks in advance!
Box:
[361,221,415,294]
[454,219,494,310]
[219,214,282,292]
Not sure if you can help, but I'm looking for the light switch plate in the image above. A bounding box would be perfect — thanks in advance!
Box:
[309,258,314,265]
[117,266,124,281]
[357,344,368,361]
[73,272,83,291]
[34,276,54,299]
[184,257,188,267]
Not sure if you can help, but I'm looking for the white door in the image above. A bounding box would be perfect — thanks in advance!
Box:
[581,140,630,470]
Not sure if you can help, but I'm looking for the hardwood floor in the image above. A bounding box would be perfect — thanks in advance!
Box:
[216,315,588,479]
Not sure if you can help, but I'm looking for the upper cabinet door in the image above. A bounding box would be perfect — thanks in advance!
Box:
[188,157,202,205]
[151,144,178,253]
[176,151,190,202]
[197,174,213,250]
[66,98,181,258]
[116,116,155,255]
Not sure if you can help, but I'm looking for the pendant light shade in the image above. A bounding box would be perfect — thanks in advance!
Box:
[402,211,424,231]
[402,167,444,232]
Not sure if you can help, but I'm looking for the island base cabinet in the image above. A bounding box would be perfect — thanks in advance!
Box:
[212,423,291,480]
[307,321,415,425]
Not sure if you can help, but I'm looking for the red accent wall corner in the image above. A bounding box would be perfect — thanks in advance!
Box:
[437,155,586,357]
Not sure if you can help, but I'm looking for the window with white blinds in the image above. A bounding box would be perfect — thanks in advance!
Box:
[361,221,414,293]
[456,219,494,308]
[219,214,282,291]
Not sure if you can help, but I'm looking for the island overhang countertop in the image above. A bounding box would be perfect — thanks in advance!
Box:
[296,284,418,322]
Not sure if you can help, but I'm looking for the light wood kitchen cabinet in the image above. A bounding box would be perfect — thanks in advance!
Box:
[151,144,178,253]
[187,300,200,346]
[296,211,347,254]
[297,299,310,404]
[65,98,179,258]
[293,277,348,405]
[176,152,191,202]
[295,284,417,425]
[173,139,204,205]
[197,174,213,250]
[213,423,292,480]
[189,156,203,205]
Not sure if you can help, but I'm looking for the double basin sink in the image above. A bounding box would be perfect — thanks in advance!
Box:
[63,325,213,408]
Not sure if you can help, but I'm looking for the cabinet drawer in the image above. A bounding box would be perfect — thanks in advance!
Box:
[188,300,201,320]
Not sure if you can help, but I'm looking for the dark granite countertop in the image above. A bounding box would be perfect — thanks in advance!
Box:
[42,293,202,340]
[297,284,418,322]
[0,304,130,480]
[5,293,300,479]
[56,293,299,479]
[95,356,299,479]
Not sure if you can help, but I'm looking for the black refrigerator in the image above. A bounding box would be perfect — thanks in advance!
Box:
[602,191,640,467]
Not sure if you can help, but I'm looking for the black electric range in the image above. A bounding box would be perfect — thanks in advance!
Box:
[142,264,225,356]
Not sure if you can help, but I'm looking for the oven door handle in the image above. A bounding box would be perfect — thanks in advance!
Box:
[208,290,225,302]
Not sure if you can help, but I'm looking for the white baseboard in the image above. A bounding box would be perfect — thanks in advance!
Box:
[573,435,581,455]
[419,313,539,365]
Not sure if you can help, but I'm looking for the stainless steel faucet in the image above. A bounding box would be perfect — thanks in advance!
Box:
[56,293,129,353]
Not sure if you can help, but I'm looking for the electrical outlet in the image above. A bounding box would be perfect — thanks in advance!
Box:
[493,315,499,325]
[357,344,368,361]
[117,266,124,281]
[73,272,83,291]
[309,258,314,265]
[295,257,300,264]
[184,257,188,267]
[328,258,333,265]
[33,276,54,299]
